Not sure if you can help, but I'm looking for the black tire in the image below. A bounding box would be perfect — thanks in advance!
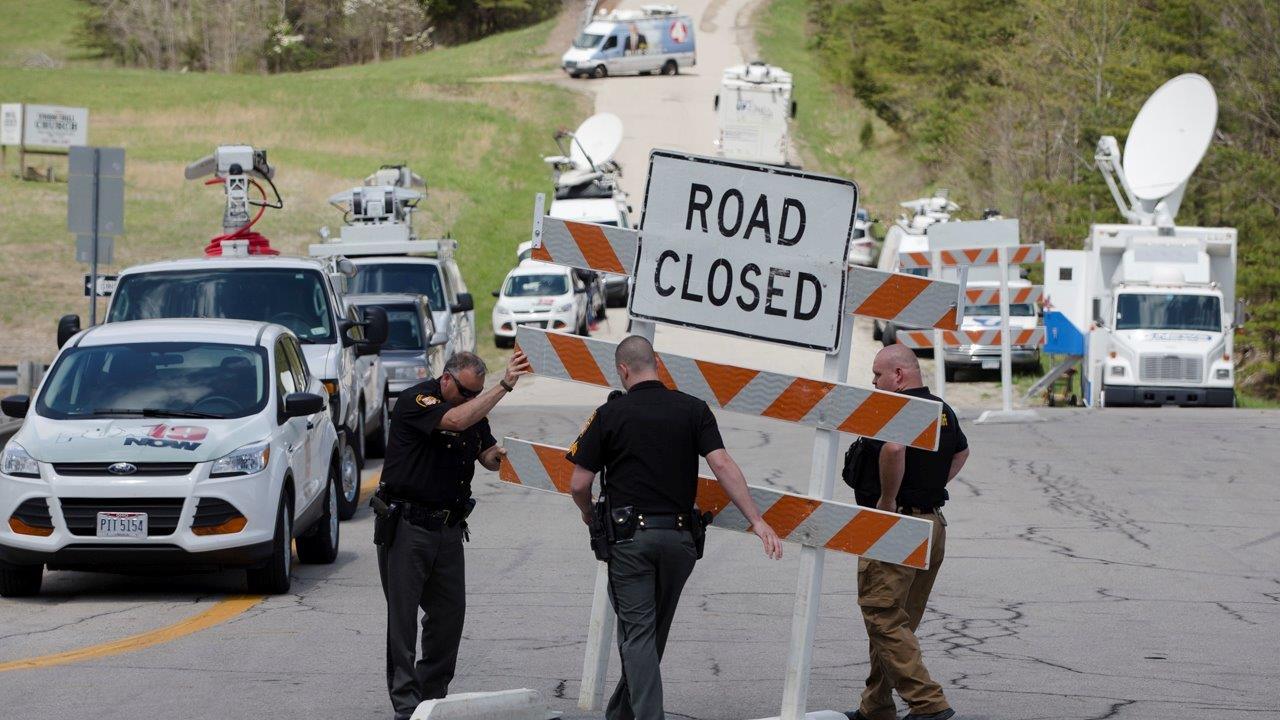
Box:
[337,431,360,521]
[365,396,389,459]
[662,60,678,75]
[494,334,514,349]
[0,561,42,597]
[246,493,293,595]
[881,323,898,346]
[297,464,340,565]
[592,64,607,79]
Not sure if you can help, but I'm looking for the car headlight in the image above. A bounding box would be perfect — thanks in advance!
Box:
[210,441,271,478]
[1,443,39,478]
[556,302,575,312]
[1215,368,1230,380]
[493,304,509,315]
[390,364,428,381]
[1110,365,1125,377]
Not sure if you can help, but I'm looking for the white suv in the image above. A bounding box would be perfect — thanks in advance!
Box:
[0,319,341,597]
[492,261,590,347]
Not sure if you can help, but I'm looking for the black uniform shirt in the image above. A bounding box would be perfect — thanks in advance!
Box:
[855,386,967,509]
[380,377,496,507]
[566,380,725,514]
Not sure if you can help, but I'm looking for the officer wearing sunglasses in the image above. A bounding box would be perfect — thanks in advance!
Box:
[375,349,530,720]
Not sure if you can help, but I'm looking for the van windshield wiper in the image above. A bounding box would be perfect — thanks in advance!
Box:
[89,407,226,419]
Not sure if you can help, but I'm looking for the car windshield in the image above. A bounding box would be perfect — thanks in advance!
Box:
[1116,293,1221,332]
[505,274,568,297]
[108,269,335,343]
[37,342,268,420]
[574,32,604,49]
[966,303,1036,317]
[365,304,422,350]
[350,263,446,311]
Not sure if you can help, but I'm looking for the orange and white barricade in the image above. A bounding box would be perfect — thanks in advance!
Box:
[966,285,1043,306]
[896,327,1046,349]
[898,242,1044,270]
[500,438,935,569]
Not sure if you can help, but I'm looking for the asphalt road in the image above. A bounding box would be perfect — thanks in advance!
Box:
[2,407,1278,719]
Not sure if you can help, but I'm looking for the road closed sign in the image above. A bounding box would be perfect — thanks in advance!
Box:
[630,151,857,351]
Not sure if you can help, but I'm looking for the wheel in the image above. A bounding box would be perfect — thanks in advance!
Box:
[881,323,898,346]
[246,493,293,595]
[494,334,514,349]
[944,366,957,382]
[354,408,367,468]
[297,464,340,565]
[662,60,678,75]
[591,64,607,79]
[365,396,389,459]
[336,431,360,521]
[0,561,42,597]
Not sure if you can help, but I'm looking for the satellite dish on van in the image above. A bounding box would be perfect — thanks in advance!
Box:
[570,113,623,170]
[1123,73,1217,203]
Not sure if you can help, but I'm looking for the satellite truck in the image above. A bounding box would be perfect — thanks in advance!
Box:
[1045,74,1240,407]
[311,165,478,358]
[713,61,797,167]
[872,190,960,344]
[56,145,389,520]
[562,4,696,79]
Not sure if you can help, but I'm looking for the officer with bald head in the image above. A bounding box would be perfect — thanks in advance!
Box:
[567,335,783,720]
[843,344,969,720]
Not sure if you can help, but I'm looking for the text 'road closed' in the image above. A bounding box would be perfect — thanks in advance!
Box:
[631,152,857,351]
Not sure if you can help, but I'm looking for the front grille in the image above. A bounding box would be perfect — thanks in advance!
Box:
[1140,354,1203,383]
[12,498,53,528]
[53,462,196,477]
[58,497,185,537]
[191,498,243,528]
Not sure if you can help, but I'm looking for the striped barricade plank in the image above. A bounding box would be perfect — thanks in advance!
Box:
[897,327,1047,349]
[843,266,963,331]
[898,243,1045,270]
[532,217,638,275]
[498,438,934,569]
[965,285,1044,306]
[516,326,942,450]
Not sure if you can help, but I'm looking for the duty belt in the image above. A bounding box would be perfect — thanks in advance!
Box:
[635,512,692,531]
[896,505,940,516]
[400,501,465,530]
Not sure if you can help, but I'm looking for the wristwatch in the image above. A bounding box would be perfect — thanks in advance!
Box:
[500,379,515,393]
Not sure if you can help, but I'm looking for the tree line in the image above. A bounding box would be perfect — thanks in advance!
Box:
[78,0,562,73]
[807,0,1279,398]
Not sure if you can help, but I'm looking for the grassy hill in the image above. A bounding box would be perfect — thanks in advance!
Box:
[0,6,586,369]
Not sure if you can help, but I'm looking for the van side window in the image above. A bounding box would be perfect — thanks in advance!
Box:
[602,35,618,50]
[275,340,298,399]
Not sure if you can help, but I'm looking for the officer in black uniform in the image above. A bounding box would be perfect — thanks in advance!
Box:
[566,335,784,720]
[842,344,968,720]
[375,350,530,720]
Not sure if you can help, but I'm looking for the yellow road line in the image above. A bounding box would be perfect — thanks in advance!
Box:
[0,595,262,672]
[0,467,384,673]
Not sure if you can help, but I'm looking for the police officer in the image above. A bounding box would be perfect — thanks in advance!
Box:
[844,344,968,720]
[566,335,784,720]
[376,350,530,720]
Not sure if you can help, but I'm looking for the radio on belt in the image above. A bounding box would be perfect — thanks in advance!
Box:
[630,151,857,351]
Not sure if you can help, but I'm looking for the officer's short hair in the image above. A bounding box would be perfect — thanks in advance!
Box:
[615,335,657,371]
[444,352,487,377]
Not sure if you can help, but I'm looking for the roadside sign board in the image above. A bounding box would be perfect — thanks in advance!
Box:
[15,104,88,149]
[629,151,857,352]
[83,274,117,297]
[67,146,125,238]
[0,104,21,146]
[75,235,114,264]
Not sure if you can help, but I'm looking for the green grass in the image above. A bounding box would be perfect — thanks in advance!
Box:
[0,0,85,67]
[0,17,587,369]
[1237,392,1280,409]
[754,0,928,225]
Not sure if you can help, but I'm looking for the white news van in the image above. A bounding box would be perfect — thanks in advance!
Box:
[714,62,797,167]
[563,6,696,78]
[1045,74,1240,407]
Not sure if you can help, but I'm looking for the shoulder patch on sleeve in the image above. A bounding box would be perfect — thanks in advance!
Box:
[416,393,440,408]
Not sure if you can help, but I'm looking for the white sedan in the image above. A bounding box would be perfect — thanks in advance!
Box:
[492,261,591,348]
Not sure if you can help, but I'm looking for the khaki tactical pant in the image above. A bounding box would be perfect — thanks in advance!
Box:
[856,511,950,720]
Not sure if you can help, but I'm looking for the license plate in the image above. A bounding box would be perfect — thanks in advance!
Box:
[97,512,147,538]
[981,358,1000,369]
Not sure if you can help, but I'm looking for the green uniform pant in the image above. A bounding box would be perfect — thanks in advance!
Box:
[606,528,698,720]
[857,512,950,720]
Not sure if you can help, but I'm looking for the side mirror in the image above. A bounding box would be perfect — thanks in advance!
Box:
[338,319,356,347]
[1235,299,1247,328]
[355,342,381,357]
[283,392,326,417]
[451,293,474,313]
[491,290,500,298]
[1092,299,1105,327]
[1,394,30,418]
[57,314,81,349]
[362,306,389,346]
